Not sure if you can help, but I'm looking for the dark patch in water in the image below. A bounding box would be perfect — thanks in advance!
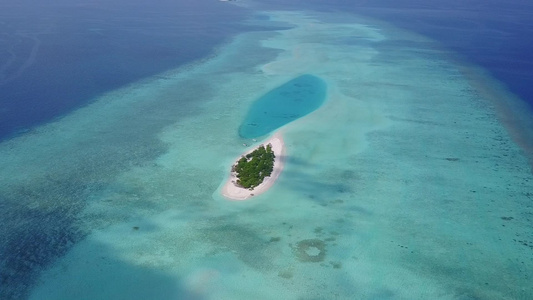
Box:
[329,261,342,269]
[445,157,460,161]
[201,223,273,270]
[278,269,293,279]
[0,200,85,299]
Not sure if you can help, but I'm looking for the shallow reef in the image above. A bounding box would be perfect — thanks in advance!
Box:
[293,239,326,262]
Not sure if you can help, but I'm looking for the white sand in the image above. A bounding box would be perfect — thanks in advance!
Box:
[221,132,285,200]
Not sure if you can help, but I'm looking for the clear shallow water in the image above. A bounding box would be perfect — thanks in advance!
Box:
[239,74,327,139]
[0,1,532,300]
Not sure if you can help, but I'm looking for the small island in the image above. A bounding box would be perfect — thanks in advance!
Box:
[233,144,275,189]
[221,132,285,200]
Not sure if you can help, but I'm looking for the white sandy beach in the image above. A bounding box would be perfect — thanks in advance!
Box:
[221,132,285,200]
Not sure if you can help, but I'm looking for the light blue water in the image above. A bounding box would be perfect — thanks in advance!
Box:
[239,74,327,139]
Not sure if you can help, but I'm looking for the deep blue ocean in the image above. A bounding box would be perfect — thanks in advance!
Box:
[1,0,532,142]
[0,0,252,141]
[261,0,533,112]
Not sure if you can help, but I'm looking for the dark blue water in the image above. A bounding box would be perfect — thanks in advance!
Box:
[0,0,251,142]
[239,74,327,139]
[355,0,533,112]
[4,0,529,138]
[259,0,533,113]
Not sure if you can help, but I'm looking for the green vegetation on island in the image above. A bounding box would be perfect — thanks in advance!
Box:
[233,144,275,189]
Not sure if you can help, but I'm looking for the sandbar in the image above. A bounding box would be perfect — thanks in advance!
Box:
[221,132,285,200]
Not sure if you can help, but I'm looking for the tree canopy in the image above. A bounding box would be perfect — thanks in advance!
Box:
[233,144,275,189]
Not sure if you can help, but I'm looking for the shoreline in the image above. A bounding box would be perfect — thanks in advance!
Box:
[221,132,285,200]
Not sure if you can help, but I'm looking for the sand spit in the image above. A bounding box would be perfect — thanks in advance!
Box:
[221,132,285,200]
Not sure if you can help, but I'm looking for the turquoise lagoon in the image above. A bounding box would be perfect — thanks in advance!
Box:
[0,6,531,300]
[239,74,327,139]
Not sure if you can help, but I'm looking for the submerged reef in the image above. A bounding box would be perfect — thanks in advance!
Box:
[294,239,326,262]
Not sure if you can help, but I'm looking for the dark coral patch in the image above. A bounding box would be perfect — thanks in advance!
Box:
[445,157,460,161]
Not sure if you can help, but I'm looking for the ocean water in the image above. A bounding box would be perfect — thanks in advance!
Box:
[259,0,533,110]
[239,74,327,139]
[0,1,532,300]
[0,0,252,141]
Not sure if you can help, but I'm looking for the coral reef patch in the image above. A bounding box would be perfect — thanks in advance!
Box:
[293,239,326,262]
